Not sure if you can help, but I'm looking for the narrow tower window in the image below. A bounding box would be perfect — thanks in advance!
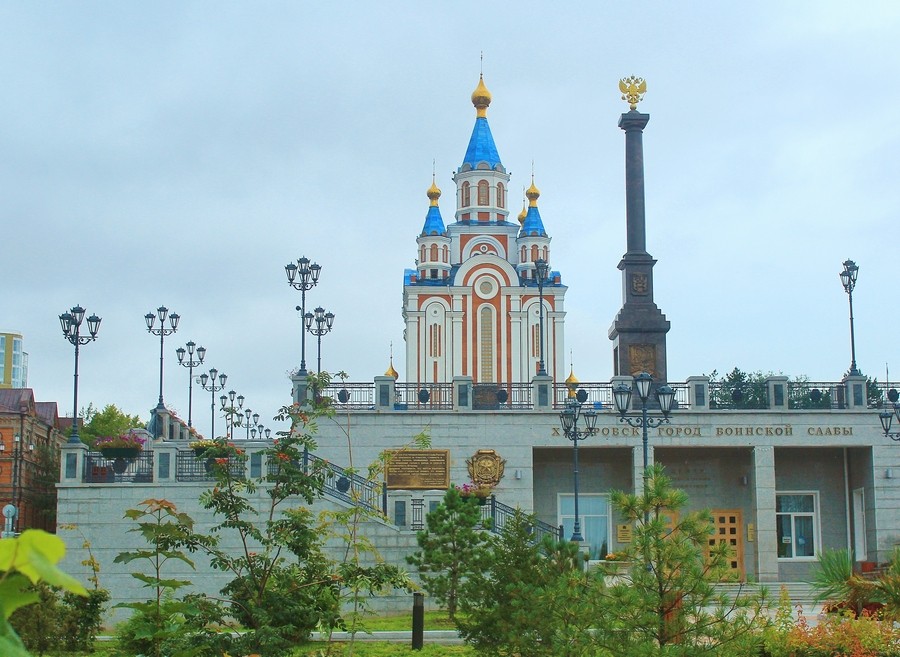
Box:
[496,183,505,208]
[477,180,489,206]
[430,244,438,261]
[480,306,494,382]
[462,182,471,207]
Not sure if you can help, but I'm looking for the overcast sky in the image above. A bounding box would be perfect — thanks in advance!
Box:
[3,2,899,438]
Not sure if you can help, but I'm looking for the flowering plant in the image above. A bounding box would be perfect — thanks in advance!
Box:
[604,552,623,562]
[95,432,146,451]
[457,482,492,498]
[189,439,218,450]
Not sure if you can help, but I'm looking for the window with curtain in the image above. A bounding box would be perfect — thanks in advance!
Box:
[776,492,817,559]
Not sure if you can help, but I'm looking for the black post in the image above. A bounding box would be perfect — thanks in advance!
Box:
[411,592,425,650]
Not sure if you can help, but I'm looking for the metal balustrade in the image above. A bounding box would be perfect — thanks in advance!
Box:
[84,451,154,483]
[175,450,244,482]
[480,495,562,544]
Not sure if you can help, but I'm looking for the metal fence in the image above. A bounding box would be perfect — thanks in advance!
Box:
[84,451,154,484]
[480,496,562,544]
[301,450,387,515]
[175,450,245,482]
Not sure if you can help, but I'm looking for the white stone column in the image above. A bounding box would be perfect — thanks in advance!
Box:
[753,445,778,582]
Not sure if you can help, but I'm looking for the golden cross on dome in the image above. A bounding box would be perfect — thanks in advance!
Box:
[619,75,647,110]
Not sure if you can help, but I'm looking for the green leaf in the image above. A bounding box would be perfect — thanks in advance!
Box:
[0,530,87,596]
[0,632,31,657]
[0,575,39,618]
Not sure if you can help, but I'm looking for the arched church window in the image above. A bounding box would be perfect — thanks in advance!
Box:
[430,244,438,261]
[520,246,526,262]
[420,245,426,262]
[442,245,449,263]
[477,180,489,206]
[480,306,494,382]
[462,182,471,207]
[429,324,442,357]
[496,183,505,208]
[542,246,548,261]
[531,245,539,262]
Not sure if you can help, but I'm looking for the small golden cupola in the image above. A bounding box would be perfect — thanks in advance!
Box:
[565,366,580,398]
[526,178,540,207]
[471,75,492,118]
[427,178,441,206]
[384,342,399,379]
[517,197,527,225]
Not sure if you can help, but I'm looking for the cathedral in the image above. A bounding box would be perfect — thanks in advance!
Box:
[56,75,899,615]
[402,75,566,386]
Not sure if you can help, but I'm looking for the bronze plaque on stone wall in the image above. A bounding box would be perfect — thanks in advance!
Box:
[385,449,450,490]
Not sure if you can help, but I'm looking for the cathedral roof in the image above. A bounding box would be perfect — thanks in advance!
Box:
[420,178,446,236]
[519,179,547,237]
[461,76,502,171]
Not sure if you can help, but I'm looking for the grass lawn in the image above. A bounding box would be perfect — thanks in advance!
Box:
[344,610,457,631]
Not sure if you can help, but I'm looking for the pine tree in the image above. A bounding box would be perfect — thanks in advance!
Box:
[406,486,491,620]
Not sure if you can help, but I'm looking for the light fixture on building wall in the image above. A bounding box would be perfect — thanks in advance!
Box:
[886,469,894,479]
[0,443,5,452]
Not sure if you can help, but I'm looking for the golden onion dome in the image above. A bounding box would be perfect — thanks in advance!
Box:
[385,359,399,379]
[427,178,441,206]
[526,179,541,207]
[517,199,527,225]
[565,367,579,398]
[471,75,492,118]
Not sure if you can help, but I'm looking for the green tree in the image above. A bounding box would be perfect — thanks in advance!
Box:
[115,498,214,657]
[317,372,422,651]
[456,511,598,657]
[407,486,493,621]
[177,408,343,657]
[707,368,771,409]
[599,464,768,656]
[79,403,144,447]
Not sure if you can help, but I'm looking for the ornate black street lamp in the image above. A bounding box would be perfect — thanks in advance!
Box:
[241,409,260,440]
[198,368,227,439]
[59,305,101,444]
[145,306,180,412]
[559,388,598,542]
[613,372,676,522]
[534,258,550,376]
[879,392,900,440]
[305,306,335,374]
[219,390,244,440]
[840,259,860,376]
[176,341,206,428]
[285,256,322,377]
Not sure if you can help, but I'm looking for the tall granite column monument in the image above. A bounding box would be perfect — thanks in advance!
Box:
[609,76,671,384]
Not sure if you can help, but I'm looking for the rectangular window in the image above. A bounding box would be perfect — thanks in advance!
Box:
[558,494,610,560]
[394,500,407,527]
[776,492,818,559]
[250,452,262,478]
